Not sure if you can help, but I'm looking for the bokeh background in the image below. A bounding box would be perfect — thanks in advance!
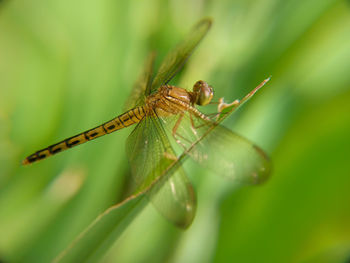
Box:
[1,0,350,262]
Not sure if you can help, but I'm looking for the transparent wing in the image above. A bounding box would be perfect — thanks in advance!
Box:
[149,18,212,95]
[126,113,196,228]
[123,52,156,111]
[162,113,271,185]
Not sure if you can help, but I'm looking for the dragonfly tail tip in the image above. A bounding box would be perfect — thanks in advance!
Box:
[22,158,30,166]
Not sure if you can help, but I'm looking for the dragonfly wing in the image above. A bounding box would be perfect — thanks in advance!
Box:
[148,162,196,229]
[163,113,271,185]
[126,113,196,228]
[123,52,156,111]
[149,18,212,94]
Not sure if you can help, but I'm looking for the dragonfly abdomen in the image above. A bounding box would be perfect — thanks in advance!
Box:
[22,106,146,165]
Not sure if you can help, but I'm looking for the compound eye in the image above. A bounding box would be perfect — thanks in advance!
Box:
[193,80,214,105]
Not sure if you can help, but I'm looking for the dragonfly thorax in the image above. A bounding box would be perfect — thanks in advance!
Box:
[145,85,192,116]
[144,81,213,121]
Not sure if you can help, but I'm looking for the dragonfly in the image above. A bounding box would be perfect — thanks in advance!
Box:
[23,18,271,228]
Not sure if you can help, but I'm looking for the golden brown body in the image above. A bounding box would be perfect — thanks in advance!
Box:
[22,81,213,165]
[146,85,210,120]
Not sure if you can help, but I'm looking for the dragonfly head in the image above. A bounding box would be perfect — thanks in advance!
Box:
[193,80,214,106]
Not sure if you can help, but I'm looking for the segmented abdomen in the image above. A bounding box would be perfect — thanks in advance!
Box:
[22,106,146,165]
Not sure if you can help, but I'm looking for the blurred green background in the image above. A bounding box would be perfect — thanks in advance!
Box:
[1,0,350,262]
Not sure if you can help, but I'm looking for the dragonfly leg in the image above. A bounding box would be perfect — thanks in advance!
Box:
[172,113,193,149]
[174,112,210,145]
[195,110,229,123]
[189,113,198,136]
[188,112,214,130]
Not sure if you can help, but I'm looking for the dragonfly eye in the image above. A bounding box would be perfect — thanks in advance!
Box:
[193,80,214,106]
